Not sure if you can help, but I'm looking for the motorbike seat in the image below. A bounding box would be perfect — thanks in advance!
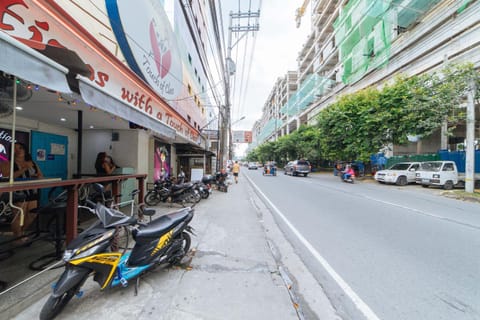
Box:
[135,208,192,239]
[171,183,192,191]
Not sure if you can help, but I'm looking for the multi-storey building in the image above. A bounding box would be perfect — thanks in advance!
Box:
[251,71,298,148]
[254,0,480,156]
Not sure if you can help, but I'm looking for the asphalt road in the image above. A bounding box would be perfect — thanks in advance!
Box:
[244,168,480,320]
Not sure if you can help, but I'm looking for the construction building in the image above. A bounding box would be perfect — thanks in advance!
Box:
[252,0,479,156]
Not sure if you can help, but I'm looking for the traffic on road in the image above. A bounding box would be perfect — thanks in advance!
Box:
[244,168,479,320]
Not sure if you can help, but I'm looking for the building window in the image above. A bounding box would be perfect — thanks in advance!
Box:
[187,115,191,123]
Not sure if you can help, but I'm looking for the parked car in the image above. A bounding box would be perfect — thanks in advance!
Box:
[374,162,421,186]
[415,160,480,189]
[248,162,258,170]
[284,160,311,177]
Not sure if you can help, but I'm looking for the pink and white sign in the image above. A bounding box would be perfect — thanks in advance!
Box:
[106,0,183,101]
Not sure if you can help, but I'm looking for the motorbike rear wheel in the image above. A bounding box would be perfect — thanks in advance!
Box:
[39,288,77,320]
[168,232,191,266]
[144,190,161,206]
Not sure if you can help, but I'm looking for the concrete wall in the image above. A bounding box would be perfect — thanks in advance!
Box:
[82,129,149,176]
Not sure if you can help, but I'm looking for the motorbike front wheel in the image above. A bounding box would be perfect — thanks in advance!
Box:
[39,288,77,320]
[200,190,210,199]
[144,190,161,206]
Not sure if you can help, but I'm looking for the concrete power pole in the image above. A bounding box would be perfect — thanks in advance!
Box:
[220,10,259,167]
[465,78,476,193]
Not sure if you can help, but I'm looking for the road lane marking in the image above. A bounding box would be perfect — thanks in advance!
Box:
[361,195,480,230]
[246,175,381,320]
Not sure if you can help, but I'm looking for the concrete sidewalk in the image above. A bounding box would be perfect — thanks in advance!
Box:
[12,175,339,319]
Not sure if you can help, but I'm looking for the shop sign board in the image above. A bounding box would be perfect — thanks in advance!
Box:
[0,1,199,142]
[232,131,252,143]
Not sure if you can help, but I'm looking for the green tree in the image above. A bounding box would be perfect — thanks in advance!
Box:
[250,63,480,164]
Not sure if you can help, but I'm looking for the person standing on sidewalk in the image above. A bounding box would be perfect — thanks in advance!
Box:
[232,161,240,184]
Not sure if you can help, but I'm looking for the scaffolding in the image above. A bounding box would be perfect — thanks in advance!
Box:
[256,118,283,143]
[280,74,334,117]
[333,0,442,84]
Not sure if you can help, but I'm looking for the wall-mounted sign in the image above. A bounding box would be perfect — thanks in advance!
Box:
[50,143,65,155]
[232,131,253,143]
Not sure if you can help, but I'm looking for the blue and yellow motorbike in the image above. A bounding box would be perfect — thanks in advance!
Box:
[39,186,194,320]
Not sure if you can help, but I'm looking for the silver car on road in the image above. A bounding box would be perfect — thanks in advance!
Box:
[284,160,311,177]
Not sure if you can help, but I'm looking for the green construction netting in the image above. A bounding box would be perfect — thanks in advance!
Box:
[386,153,439,167]
[280,74,334,117]
[457,0,477,13]
[334,0,441,84]
[256,118,283,142]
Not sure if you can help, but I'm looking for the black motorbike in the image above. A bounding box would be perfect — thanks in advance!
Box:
[210,172,228,192]
[192,180,211,199]
[39,187,194,320]
[144,178,200,207]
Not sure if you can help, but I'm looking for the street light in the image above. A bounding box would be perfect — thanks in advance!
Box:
[231,115,246,126]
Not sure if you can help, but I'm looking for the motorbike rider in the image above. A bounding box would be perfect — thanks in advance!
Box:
[342,164,355,180]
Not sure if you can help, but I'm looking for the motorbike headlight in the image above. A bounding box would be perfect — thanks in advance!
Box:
[73,245,101,260]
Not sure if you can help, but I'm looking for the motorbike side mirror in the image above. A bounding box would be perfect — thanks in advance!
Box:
[93,183,105,194]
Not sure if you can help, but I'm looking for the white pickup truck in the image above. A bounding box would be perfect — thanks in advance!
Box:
[374,162,421,186]
[415,160,480,189]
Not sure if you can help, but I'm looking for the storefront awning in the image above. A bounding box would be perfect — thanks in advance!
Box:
[0,31,71,93]
[77,76,176,139]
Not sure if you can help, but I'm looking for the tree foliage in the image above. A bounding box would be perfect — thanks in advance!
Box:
[247,63,480,164]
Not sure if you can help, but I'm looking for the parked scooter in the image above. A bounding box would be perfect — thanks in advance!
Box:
[39,185,195,320]
[144,178,200,207]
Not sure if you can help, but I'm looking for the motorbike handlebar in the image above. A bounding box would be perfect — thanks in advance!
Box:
[78,205,95,214]
[78,199,97,214]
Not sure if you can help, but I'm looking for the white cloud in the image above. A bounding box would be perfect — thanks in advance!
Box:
[222,0,311,131]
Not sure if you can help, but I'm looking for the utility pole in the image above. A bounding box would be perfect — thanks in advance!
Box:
[465,78,476,193]
[220,10,259,167]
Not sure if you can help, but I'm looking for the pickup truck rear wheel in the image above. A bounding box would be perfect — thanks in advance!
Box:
[444,180,454,190]
[396,176,407,186]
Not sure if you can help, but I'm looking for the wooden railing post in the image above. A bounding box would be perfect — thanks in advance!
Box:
[66,185,79,243]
